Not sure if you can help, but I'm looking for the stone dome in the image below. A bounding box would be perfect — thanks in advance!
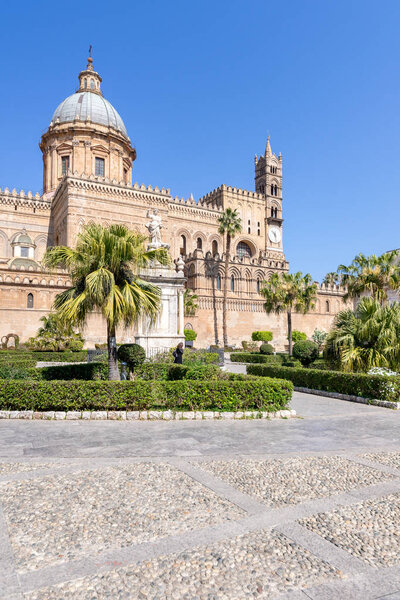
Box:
[50,92,128,138]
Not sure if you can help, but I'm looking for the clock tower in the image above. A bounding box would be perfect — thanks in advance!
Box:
[254,136,284,254]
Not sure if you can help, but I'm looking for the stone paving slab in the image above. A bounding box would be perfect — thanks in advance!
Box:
[0,463,244,573]
[192,456,394,507]
[23,528,341,600]
[299,492,400,568]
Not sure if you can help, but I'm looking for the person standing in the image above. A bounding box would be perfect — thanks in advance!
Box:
[173,342,184,364]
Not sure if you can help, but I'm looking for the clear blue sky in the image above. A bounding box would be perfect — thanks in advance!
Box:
[1,0,399,282]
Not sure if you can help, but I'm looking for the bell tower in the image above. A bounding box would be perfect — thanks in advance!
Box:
[254,137,284,253]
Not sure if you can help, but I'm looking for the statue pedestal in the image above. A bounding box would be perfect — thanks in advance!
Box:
[135,262,186,357]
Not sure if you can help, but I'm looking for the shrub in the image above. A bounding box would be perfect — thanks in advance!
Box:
[230,353,282,364]
[183,364,221,380]
[292,341,319,367]
[0,365,37,380]
[290,330,307,343]
[146,349,219,365]
[134,363,221,381]
[251,331,273,342]
[281,358,302,368]
[246,364,399,402]
[0,378,293,412]
[0,351,88,363]
[117,344,146,371]
[241,340,259,352]
[37,362,108,380]
[184,329,197,342]
[260,343,274,355]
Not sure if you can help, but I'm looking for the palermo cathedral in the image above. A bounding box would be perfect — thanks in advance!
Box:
[0,57,348,349]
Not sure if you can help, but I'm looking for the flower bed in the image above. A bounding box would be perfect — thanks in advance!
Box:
[246,365,399,402]
[0,378,293,412]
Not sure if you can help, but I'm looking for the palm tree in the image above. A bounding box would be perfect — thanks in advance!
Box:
[218,208,242,346]
[44,223,169,380]
[338,251,400,304]
[325,297,400,372]
[260,272,317,355]
[322,272,339,286]
[183,288,198,317]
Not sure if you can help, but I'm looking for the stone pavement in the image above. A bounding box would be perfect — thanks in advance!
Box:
[0,391,399,599]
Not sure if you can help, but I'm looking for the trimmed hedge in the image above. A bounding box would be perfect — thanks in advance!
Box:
[0,378,293,412]
[246,364,398,402]
[130,363,221,381]
[0,351,88,363]
[37,362,108,380]
[230,353,283,364]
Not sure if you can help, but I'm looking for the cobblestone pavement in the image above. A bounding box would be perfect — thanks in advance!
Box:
[0,391,399,600]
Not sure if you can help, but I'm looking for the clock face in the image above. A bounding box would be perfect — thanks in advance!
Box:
[268,226,281,244]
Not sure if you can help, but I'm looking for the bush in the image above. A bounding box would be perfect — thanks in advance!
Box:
[117,344,146,370]
[246,364,399,402]
[292,341,319,367]
[146,349,219,365]
[290,330,307,343]
[260,343,274,355]
[37,362,108,381]
[0,378,293,412]
[133,363,221,381]
[0,351,88,363]
[184,329,197,342]
[251,331,273,342]
[0,365,37,380]
[241,340,259,352]
[281,358,302,367]
[230,353,282,364]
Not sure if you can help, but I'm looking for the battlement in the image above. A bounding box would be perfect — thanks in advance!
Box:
[0,187,50,210]
[198,184,264,204]
[316,282,347,294]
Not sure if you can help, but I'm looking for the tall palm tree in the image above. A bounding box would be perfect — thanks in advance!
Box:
[183,288,198,317]
[218,208,242,346]
[44,223,169,380]
[260,272,317,355]
[322,272,339,286]
[338,251,400,304]
[325,297,400,372]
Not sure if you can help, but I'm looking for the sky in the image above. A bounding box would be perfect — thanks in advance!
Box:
[1,0,399,282]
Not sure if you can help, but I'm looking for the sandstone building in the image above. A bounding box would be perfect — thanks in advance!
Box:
[0,57,348,349]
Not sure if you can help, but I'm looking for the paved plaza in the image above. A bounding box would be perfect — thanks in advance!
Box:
[0,392,399,599]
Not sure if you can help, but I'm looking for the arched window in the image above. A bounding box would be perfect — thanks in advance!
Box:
[230,275,235,292]
[84,79,87,89]
[212,240,218,256]
[236,241,252,258]
[247,219,251,234]
[196,237,202,250]
[27,293,34,309]
[257,279,261,293]
[326,300,330,313]
[257,221,261,236]
[90,79,95,89]
[216,274,221,290]
[270,184,274,195]
[180,235,186,257]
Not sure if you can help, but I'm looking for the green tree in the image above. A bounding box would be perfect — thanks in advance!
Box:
[44,223,169,380]
[312,328,327,352]
[183,288,198,316]
[218,208,242,346]
[27,313,84,352]
[290,330,307,343]
[322,272,339,286]
[337,251,400,304]
[324,297,400,372]
[260,272,317,356]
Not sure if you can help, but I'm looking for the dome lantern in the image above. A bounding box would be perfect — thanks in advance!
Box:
[77,56,102,95]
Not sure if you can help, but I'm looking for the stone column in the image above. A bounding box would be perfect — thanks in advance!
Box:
[178,290,184,334]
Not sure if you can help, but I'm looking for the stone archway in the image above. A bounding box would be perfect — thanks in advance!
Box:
[1,333,20,350]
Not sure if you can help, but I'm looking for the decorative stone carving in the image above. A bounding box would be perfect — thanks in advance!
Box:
[145,209,169,250]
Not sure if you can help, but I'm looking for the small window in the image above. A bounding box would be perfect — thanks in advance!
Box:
[257,278,261,293]
[196,237,202,250]
[84,79,87,89]
[95,157,105,176]
[326,300,330,313]
[257,222,261,236]
[90,79,95,89]
[212,240,218,256]
[27,293,34,309]
[230,275,235,292]
[20,247,29,258]
[124,168,128,183]
[216,274,221,290]
[180,235,186,257]
[61,156,70,175]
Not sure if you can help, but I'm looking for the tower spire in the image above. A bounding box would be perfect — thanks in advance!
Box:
[265,135,272,157]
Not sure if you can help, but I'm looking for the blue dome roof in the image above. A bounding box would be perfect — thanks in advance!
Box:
[51,92,128,138]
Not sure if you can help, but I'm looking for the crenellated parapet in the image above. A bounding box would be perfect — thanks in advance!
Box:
[0,188,50,211]
[316,282,347,295]
[198,184,265,205]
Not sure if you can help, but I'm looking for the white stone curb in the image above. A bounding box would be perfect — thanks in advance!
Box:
[294,386,400,410]
[0,409,296,420]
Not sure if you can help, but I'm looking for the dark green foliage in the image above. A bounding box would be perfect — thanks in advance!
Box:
[292,341,319,366]
[281,358,302,367]
[0,378,293,412]
[291,330,307,342]
[36,362,108,380]
[132,363,221,381]
[260,343,274,355]
[184,329,197,342]
[246,364,398,402]
[117,344,146,370]
[251,331,273,342]
[230,353,282,364]
[0,351,88,362]
[0,365,37,380]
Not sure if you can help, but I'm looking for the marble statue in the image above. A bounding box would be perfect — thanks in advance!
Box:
[146,209,170,250]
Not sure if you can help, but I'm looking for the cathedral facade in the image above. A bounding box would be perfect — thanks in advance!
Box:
[0,58,348,349]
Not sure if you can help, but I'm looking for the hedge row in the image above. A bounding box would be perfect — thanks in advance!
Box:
[246,365,398,402]
[0,351,88,363]
[36,362,108,380]
[0,378,293,412]
[230,353,282,364]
